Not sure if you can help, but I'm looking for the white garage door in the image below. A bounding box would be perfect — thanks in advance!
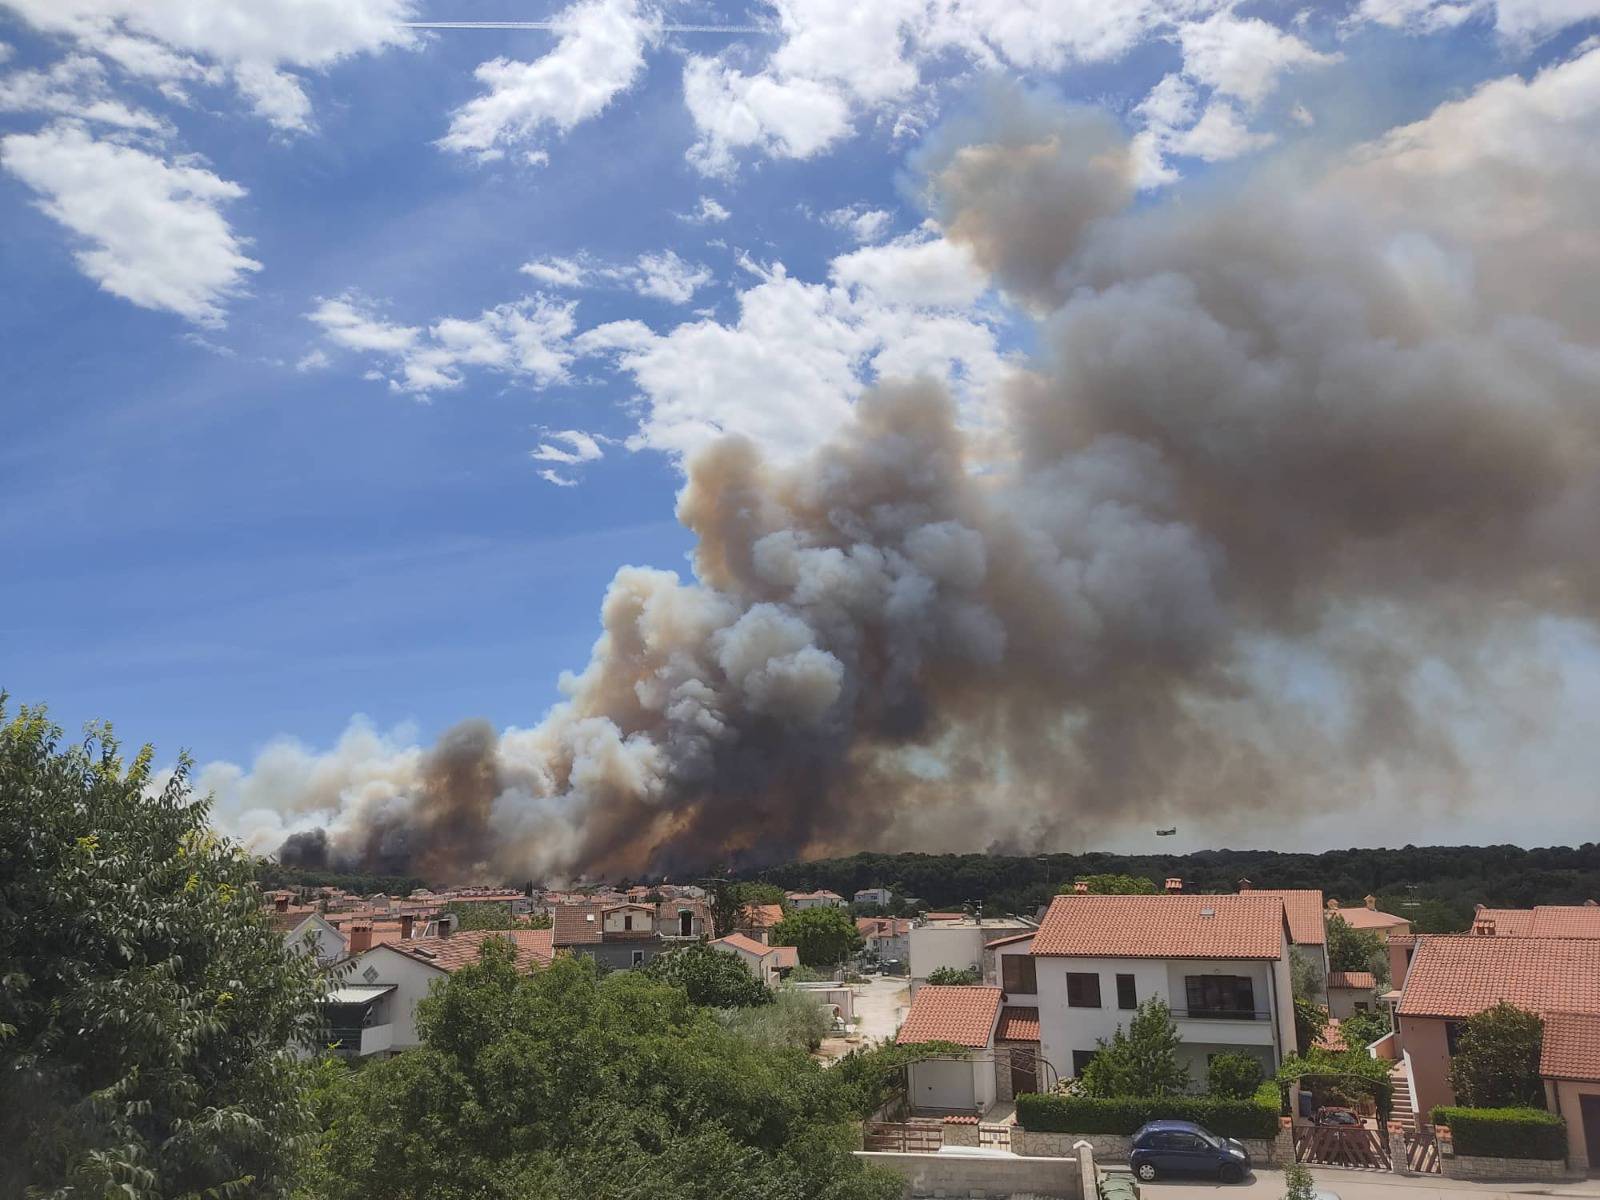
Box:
[910,1058,975,1110]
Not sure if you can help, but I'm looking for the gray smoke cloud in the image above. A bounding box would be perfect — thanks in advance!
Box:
[237,60,1600,883]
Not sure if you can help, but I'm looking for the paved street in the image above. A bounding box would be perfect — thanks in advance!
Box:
[1137,1167,1600,1200]
[817,975,910,1062]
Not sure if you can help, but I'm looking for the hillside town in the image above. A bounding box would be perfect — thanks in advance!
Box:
[263,870,1600,1193]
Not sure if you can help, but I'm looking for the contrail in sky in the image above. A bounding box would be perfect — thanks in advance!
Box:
[404,20,771,32]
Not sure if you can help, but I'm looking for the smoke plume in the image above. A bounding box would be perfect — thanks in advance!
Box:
[243,62,1600,883]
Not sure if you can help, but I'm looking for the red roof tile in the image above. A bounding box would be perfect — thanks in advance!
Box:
[711,932,771,957]
[552,903,604,945]
[1397,936,1600,1019]
[1540,1011,1600,1082]
[1317,1018,1347,1052]
[738,903,784,930]
[996,1006,1040,1041]
[772,945,799,970]
[1328,971,1377,990]
[1336,907,1411,932]
[392,929,554,974]
[924,912,966,921]
[1474,906,1600,939]
[1031,894,1287,960]
[1248,890,1326,946]
[896,985,1003,1048]
[985,932,1035,950]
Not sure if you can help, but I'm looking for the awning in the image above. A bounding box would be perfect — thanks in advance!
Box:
[323,984,396,1004]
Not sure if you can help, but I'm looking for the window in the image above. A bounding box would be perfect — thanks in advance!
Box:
[1072,1050,1098,1077]
[1002,954,1037,994]
[1184,974,1256,1018]
[1445,1021,1465,1055]
[624,913,635,931]
[1116,973,1137,1009]
[631,950,645,967]
[1355,1001,1370,1013]
[1066,972,1102,1007]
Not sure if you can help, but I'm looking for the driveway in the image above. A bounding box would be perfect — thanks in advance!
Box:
[1134,1167,1600,1200]
[817,975,910,1063]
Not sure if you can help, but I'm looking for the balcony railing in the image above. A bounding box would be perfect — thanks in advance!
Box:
[1172,1008,1271,1021]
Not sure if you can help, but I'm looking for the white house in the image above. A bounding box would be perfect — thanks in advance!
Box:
[710,932,789,987]
[323,929,555,1057]
[854,887,893,907]
[895,985,1005,1114]
[785,890,846,909]
[908,916,1035,985]
[283,912,347,966]
[1028,893,1298,1086]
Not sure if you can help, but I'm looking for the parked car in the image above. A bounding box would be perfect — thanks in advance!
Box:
[1129,1120,1252,1183]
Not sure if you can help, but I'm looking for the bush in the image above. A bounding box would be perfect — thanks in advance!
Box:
[1431,1107,1567,1160]
[1015,1093,1279,1139]
[926,965,981,986]
[1284,1163,1315,1200]
[1448,1003,1545,1109]
[1208,1053,1265,1099]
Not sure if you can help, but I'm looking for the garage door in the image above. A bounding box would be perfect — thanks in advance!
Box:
[911,1059,975,1110]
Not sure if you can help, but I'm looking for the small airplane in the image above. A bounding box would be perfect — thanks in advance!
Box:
[1155,827,1177,836]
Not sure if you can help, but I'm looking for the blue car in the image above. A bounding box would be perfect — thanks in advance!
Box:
[1129,1120,1252,1183]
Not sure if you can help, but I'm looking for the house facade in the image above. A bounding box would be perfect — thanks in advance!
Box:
[854,887,893,907]
[551,899,708,969]
[711,932,790,987]
[896,985,1005,1114]
[786,890,846,909]
[908,916,1035,986]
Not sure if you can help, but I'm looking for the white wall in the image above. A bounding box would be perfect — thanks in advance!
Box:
[909,1057,978,1110]
[350,946,446,1051]
[910,926,985,978]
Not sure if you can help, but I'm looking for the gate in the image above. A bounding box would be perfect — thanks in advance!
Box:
[1293,1124,1392,1170]
[979,1123,1012,1150]
[863,1120,943,1153]
[1403,1126,1440,1174]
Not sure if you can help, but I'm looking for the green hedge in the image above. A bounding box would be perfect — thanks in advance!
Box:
[1016,1093,1279,1139]
[1431,1107,1567,1160]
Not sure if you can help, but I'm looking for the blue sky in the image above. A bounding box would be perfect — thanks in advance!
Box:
[3,0,1599,860]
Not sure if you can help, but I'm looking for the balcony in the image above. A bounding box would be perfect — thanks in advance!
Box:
[1171,1008,1276,1045]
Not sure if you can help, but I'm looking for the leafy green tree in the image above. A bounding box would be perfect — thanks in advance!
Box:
[926,965,981,986]
[1208,1053,1265,1099]
[770,906,864,968]
[643,942,772,1008]
[828,1039,968,1118]
[1284,1163,1315,1200]
[1338,1008,1391,1051]
[0,703,324,1199]
[1079,999,1189,1097]
[1449,1002,1545,1109]
[1276,1047,1393,1118]
[1294,996,1329,1053]
[707,879,789,937]
[1290,948,1325,1001]
[1057,874,1159,895]
[713,987,834,1053]
[447,901,516,930]
[522,911,553,930]
[301,945,897,1200]
[1326,913,1388,982]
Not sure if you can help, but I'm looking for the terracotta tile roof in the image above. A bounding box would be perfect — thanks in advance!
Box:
[1031,894,1288,960]
[1328,971,1377,990]
[923,912,966,921]
[1247,890,1326,945]
[1396,936,1600,1019]
[710,932,771,957]
[1540,1011,1600,1082]
[1336,907,1411,932]
[392,929,554,974]
[996,1006,1040,1041]
[785,890,843,901]
[1474,906,1600,938]
[772,946,799,970]
[739,903,784,929]
[552,903,603,945]
[1317,1018,1348,1052]
[896,985,1003,1048]
[985,932,1035,950]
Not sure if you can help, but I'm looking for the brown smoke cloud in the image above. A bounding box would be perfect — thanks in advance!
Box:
[254,62,1600,883]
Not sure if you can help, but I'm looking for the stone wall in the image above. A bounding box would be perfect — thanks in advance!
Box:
[855,1150,1081,1200]
[1013,1124,1290,1166]
[1440,1153,1574,1181]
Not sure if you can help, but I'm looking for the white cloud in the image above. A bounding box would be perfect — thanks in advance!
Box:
[531,428,605,463]
[631,250,712,304]
[1,121,258,324]
[683,56,853,175]
[1171,101,1278,161]
[439,0,660,160]
[1354,0,1600,40]
[0,43,13,64]
[521,255,589,287]
[296,347,330,371]
[0,53,169,130]
[682,195,731,224]
[308,291,578,394]
[824,204,894,244]
[538,468,580,486]
[829,231,988,308]
[1177,11,1339,107]
[1,0,416,131]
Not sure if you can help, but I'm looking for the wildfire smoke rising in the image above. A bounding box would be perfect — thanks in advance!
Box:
[262,68,1600,883]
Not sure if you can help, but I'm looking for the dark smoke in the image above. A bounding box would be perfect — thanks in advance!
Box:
[262,67,1600,883]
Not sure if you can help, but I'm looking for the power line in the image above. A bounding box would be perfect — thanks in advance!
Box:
[404,20,772,33]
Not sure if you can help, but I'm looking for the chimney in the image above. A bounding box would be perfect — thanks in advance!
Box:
[348,923,373,954]
[1585,899,1597,907]
[274,893,289,913]
[1072,881,1089,894]
[1237,878,1252,892]
[399,914,414,940]
[1364,894,1377,910]
[1164,877,1182,893]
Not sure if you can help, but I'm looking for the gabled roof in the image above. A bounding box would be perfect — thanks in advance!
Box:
[552,903,603,945]
[1243,890,1326,946]
[1031,894,1288,960]
[710,932,771,957]
[1473,905,1600,939]
[1336,906,1411,932]
[985,931,1035,950]
[772,945,799,970]
[1328,970,1377,990]
[1396,936,1600,1019]
[387,929,555,974]
[1540,1011,1600,1082]
[738,903,784,929]
[896,985,1003,1048]
[996,1006,1040,1041]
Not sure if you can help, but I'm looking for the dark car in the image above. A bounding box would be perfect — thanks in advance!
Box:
[1129,1120,1252,1183]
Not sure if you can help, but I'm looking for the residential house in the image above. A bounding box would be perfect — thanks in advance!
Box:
[1468,902,1600,939]
[857,916,913,966]
[1328,896,1412,942]
[896,985,1005,1114]
[711,933,796,987]
[982,931,1045,1101]
[1236,881,1330,991]
[1327,970,1379,1019]
[785,889,846,909]
[1390,933,1600,1168]
[283,911,347,965]
[735,902,786,943]
[326,928,555,1056]
[908,915,1035,987]
[854,887,893,907]
[656,896,710,939]
[1028,893,1298,1085]
[550,899,703,969]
